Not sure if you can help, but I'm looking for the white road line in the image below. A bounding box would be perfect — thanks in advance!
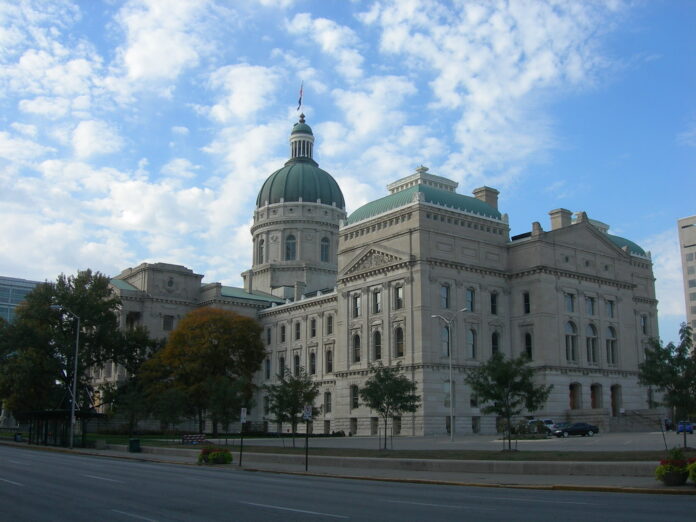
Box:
[495,496,589,505]
[382,499,464,509]
[0,477,23,486]
[111,509,158,521]
[84,474,124,483]
[8,460,25,465]
[239,501,349,519]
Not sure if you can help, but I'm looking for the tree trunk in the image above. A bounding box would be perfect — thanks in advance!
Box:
[292,420,297,448]
[198,410,205,434]
[384,416,388,450]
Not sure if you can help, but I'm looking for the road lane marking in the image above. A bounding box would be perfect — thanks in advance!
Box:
[111,509,158,521]
[8,460,25,465]
[0,477,23,486]
[495,496,588,505]
[382,499,463,509]
[84,474,124,483]
[239,501,348,519]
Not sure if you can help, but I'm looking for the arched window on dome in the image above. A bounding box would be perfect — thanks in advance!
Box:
[257,239,265,264]
[321,237,330,262]
[285,234,296,261]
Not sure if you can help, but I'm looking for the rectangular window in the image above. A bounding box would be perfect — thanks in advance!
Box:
[689,279,696,288]
[266,328,271,344]
[585,296,595,315]
[640,315,648,335]
[394,286,404,309]
[310,318,316,337]
[350,385,359,409]
[606,300,615,318]
[295,322,301,340]
[440,284,450,309]
[280,325,286,343]
[163,315,174,331]
[352,293,361,317]
[326,315,333,335]
[264,358,270,379]
[688,266,695,275]
[372,289,382,313]
[325,350,333,373]
[324,392,332,413]
[465,288,475,312]
[523,292,530,314]
[490,293,498,315]
[687,253,695,261]
[565,293,575,313]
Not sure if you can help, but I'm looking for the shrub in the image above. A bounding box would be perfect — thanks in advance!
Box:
[655,447,689,483]
[688,460,696,483]
[198,447,232,465]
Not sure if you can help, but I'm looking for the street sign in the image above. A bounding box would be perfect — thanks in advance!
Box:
[240,407,247,423]
[302,405,312,421]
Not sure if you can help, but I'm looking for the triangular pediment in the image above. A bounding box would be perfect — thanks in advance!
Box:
[341,246,407,276]
[551,222,631,258]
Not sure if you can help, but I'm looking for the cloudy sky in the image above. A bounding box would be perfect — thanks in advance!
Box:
[1,0,694,341]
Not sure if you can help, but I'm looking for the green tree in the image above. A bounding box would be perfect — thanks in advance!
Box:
[264,366,319,447]
[0,270,122,417]
[464,352,553,451]
[206,376,248,436]
[359,363,421,449]
[101,327,164,436]
[639,323,696,448]
[147,307,264,433]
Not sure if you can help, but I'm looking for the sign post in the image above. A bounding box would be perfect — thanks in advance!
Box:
[239,407,247,467]
[302,405,312,471]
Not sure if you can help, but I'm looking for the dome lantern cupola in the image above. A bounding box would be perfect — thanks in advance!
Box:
[289,113,314,160]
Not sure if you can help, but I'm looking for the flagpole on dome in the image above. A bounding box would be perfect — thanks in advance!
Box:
[297,81,303,112]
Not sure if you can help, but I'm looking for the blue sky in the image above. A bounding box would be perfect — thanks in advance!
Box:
[1,0,694,342]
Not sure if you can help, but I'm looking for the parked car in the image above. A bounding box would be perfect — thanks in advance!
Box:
[553,422,599,437]
[526,418,554,433]
[551,421,571,432]
[676,421,693,434]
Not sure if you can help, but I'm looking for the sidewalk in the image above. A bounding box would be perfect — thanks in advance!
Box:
[7,440,694,495]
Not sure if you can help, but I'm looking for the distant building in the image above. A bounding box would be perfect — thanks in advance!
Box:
[106,114,661,434]
[0,276,41,323]
[678,215,696,330]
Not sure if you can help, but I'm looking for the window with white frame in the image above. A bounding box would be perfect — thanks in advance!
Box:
[467,328,477,359]
[395,327,404,357]
[586,324,598,364]
[440,284,450,309]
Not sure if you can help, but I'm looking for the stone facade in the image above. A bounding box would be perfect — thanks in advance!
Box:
[678,215,696,330]
[106,118,661,434]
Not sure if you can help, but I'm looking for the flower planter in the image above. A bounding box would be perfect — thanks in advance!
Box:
[661,470,688,486]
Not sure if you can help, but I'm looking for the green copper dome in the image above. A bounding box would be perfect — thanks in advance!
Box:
[256,159,345,208]
[347,184,502,224]
[606,234,647,257]
[256,115,345,209]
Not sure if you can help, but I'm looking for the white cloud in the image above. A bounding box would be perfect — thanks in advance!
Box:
[642,228,686,319]
[171,126,189,135]
[208,64,280,123]
[287,13,364,79]
[10,122,37,137]
[0,131,55,163]
[72,120,124,158]
[18,96,71,118]
[161,158,199,179]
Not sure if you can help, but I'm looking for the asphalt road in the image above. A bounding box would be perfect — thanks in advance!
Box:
[0,445,692,521]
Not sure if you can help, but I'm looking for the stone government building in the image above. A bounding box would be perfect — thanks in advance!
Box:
[106,115,661,435]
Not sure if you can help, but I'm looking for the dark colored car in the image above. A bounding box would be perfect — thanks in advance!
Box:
[676,421,693,434]
[553,422,599,437]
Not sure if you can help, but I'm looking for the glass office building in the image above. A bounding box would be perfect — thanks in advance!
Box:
[0,276,41,322]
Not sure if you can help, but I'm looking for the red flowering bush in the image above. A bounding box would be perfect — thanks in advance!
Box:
[198,447,232,465]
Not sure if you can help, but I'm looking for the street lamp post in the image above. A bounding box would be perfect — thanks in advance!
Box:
[432,308,468,442]
[51,305,80,449]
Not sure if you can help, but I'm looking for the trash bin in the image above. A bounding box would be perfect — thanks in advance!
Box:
[14,432,22,442]
[128,438,141,453]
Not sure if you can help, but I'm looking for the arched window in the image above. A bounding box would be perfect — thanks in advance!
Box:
[352,334,361,363]
[586,324,598,364]
[440,325,449,357]
[565,322,577,361]
[440,284,450,308]
[373,331,382,360]
[606,326,617,365]
[591,383,603,409]
[293,354,300,376]
[309,352,316,374]
[257,238,265,264]
[491,331,499,355]
[320,237,330,262]
[395,327,404,357]
[524,332,533,359]
[466,288,475,312]
[468,328,477,359]
[569,382,582,409]
[611,384,622,416]
[285,234,296,260]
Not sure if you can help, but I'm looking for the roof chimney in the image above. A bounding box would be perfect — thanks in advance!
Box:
[473,186,499,210]
[549,208,572,230]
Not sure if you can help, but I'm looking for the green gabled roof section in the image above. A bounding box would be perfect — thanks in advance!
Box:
[347,184,502,225]
[220,286,284,304]
[110,278,138,291]
[606,234,647,257]
[256,158,345,209]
